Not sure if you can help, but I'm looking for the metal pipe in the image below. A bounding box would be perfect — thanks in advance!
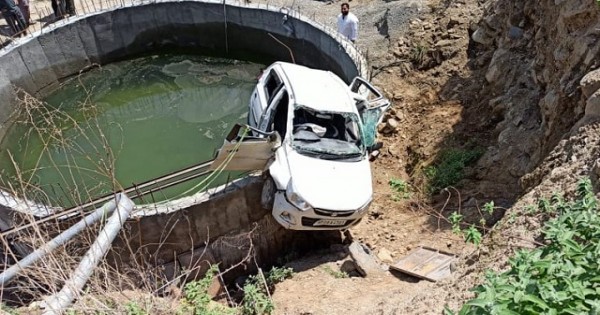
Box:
[0,196,119,287]
[1,159,213,237]
[41,193,134,314]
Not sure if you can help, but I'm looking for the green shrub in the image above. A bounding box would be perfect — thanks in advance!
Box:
[182,265,234,315]
[425,148,483,193]
[241,267,294,315]
[125,302,147,315]
[389,178,411,201]
[323,265,349,279]
[452,179,600,315]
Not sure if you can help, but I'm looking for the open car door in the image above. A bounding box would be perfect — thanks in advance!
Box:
[349,77,391,147]
[209,124,281,171]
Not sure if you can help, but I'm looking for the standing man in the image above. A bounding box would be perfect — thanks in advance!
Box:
[17,0,35,25]
[337,3,358,43]
[0,0,27,36]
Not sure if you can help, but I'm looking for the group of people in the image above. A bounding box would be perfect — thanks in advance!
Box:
[0,0,75,37]
[2,1,356,41]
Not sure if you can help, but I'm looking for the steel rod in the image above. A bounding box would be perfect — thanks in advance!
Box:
[41,193,134,314]
[0,196,119,286]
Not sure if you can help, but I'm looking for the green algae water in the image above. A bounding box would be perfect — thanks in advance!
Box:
[0,55,263,206]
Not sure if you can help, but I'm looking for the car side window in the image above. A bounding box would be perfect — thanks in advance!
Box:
[265,89,289,139]
[264,70,283,104]
[272,91,289,138]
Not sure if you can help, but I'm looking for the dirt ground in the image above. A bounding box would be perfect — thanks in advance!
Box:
[270,0,499,313]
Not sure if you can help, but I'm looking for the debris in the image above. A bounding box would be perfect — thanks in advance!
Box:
[369,150,380,161]
[390,246,457,282]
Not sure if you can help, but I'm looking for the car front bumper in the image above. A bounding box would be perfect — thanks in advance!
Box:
[271,191,368,230]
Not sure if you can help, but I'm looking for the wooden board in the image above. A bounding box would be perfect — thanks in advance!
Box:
[389,246,456,282]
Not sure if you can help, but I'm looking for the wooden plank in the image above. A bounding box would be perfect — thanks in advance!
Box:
[389,246,456,282]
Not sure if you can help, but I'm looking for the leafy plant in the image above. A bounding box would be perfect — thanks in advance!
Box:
[482,201,494,216]
[125,302,147,315]
[241,267,294,315]
[455,178,600,314]
[265,266,294,285]
[182,265,233,315]
[462,226,482,246]
[323,265,349,279]
[1,303,18,315]
[449,212,464,234]
[424,148,483,193]
[410,44,429,65]
[389,178,411,200]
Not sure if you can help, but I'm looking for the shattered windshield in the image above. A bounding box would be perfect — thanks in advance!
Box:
[291,107,364,159]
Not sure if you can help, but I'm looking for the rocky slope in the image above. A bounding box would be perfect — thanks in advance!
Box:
[273,0,600,313]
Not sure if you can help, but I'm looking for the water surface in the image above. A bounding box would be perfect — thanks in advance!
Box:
[0,54,263,206]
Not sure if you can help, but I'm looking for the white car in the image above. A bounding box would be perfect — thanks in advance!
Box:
[248,62,390,230]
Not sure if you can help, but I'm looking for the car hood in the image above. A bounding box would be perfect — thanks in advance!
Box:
[286,150,372,211]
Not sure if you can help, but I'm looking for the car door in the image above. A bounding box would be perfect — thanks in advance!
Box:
[250,68,284,130]
[349,77,391,125]
[349,77,391,147]
[210,124,280,171]
[258,87,287,133]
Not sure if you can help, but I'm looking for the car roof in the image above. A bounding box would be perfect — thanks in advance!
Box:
[274,62,356,113]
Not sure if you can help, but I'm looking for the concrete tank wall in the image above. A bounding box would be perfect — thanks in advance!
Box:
[0,0,366,111]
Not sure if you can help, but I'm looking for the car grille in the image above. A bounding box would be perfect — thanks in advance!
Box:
[313,208,355,217]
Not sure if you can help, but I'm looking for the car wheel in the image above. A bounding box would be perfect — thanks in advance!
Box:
[261,176,276,210]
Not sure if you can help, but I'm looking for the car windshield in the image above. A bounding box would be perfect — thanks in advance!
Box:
[291,107,364,159]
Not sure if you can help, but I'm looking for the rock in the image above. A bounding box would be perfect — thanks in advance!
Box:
[580,69,600,98]
[382,118,399,134]
[585,89,600,117]
[447,18,460,29]
[471,27,493,45]
[340,259,360,276]
[387,146,400,157]
[553,46,568,62]
[508,26,523,39]
[485,49,509,84]
[377,248,394,263]
[435,39,454,48]
[348,241,386,277]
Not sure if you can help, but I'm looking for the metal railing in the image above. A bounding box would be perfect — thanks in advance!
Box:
[0,0,368,78]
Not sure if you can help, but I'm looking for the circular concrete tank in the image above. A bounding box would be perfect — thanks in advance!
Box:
[0,0,367,275]
[0,0,366,215]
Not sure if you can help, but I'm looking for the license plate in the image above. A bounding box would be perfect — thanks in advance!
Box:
[313,219,346,227]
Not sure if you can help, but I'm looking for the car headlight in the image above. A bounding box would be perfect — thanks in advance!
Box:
[286,182,311,211]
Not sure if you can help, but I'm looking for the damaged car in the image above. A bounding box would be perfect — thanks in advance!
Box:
[248,62,390,230]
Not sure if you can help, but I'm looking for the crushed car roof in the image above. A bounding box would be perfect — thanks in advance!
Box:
[275,62,356,113]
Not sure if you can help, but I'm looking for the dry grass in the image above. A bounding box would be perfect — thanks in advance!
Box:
[0,85,254,314]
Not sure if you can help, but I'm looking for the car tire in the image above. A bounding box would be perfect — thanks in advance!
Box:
[261,176,276,210]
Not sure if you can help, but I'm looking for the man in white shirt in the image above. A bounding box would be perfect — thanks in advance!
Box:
[337,3,358,43]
